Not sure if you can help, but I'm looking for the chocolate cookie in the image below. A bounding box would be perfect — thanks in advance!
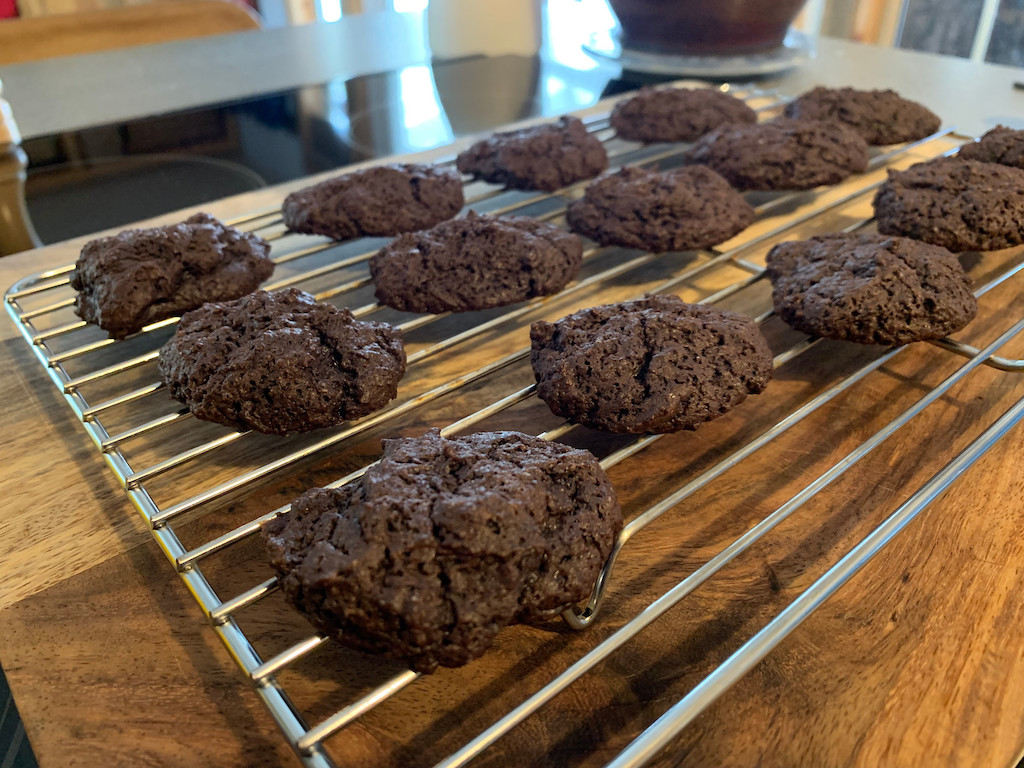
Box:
[958,125,1024,170]
[369,211,583,314]
[71,213,273,340]
[566,165,755,252]
[263,429,622,672]
[783,87,940,145]
[766,233,977,345]
[158,288,405,434]
[873,157,1024,251]
[456,116,608,191]
[531,295,772,434]
[611,86,757,143]
[682,118,869,190]
[282,163,463,240]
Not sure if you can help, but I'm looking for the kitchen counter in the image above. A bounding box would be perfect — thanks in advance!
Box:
[1,13,1024,768]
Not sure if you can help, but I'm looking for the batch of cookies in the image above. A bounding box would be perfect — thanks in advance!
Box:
[69,84,1024,673]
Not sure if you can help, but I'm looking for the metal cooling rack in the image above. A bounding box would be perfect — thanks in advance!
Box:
[7,83,1024,767]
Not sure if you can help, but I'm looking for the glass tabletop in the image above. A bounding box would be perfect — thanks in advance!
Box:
[22,49,661,244]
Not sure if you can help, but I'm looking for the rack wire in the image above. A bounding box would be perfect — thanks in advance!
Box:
[7,83,1024,767]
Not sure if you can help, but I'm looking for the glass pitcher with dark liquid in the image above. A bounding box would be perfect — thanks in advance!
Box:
[608,0,809,55]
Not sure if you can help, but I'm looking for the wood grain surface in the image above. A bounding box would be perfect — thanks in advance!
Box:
[1,122,1024,768]
[0,1,261,67]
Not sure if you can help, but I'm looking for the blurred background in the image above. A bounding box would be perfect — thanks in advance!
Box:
[1,0,1022,246]
[6,0,1022,67]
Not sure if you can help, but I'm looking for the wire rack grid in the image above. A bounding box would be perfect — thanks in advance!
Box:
[6,82,1024,767]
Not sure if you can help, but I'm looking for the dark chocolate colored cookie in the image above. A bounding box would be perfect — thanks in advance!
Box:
[531,295,772,434]
[766,233,977,345]
[682,118,869,190]
[158,288,405,434]
[263,429,622,672]
[369,211,583,313]
[783,87,940,145]
[282,163,463,240]
[958,125,1024,170]
[456,116,608,191]
[71,212,273,340]
[873,157,1024,251]
[565,165,755,252]
[611,86,757,143]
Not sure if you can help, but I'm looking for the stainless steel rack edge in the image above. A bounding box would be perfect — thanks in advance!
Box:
[6,83,1024,768]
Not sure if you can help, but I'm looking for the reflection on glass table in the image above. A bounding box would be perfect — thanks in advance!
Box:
[22,51,617,245]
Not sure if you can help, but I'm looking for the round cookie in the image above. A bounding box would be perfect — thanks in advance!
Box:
[611,86,757,143]
[71,212,273,340]
[682,118,869,190]
[958,125,1024,170]
[263,429,622,672]
[531,295,773,434]
[158,288,406,434]
[282,163,463,241]
[766,233,977,345]
[565,165,755,252]
[783,87,940,145]
[456,116,608,192]
[369,211,583,313]
[873,157,1024,251]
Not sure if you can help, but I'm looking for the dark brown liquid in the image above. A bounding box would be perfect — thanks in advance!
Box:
[608,0,808,55]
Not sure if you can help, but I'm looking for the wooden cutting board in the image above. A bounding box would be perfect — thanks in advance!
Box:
[2,130,1024,768]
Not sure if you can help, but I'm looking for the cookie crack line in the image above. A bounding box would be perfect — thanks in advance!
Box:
[264,431,621,672]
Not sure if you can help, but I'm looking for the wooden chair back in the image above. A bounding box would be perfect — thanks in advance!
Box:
[0,0,261,66]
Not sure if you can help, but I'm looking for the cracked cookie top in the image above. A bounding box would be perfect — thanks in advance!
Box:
[683,117,869,191]
[611,86,757,143]
[530,295,773,434]
[566,165,754,253]
[766,233,977,345]
[873,157,1024,251]
[71,212,273,339]
[456,116,608,192]
[263,429,622,672]
[369,211,583,313]
[282,163,464,241]
[158,288,406,434]
[958,125,1024,170]
[783,87,940,145]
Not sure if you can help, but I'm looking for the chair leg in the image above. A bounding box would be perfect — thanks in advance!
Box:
[0,83,42,257]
